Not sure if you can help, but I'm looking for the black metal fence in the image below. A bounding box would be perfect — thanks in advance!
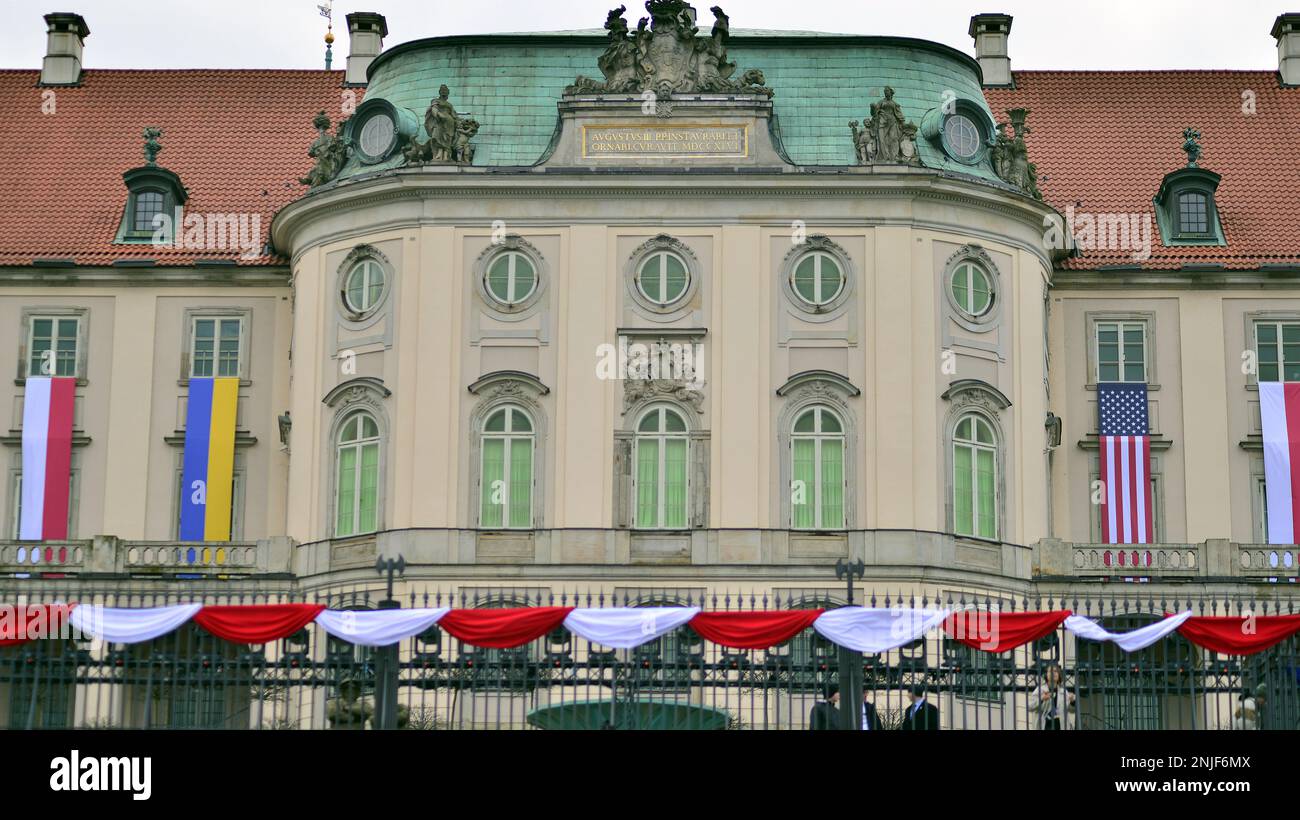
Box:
[2,587,1297,730]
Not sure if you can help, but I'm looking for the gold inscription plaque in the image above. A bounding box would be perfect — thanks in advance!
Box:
[582,123,749,159]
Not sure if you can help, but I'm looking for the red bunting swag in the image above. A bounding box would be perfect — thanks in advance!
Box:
[437,606,574,649]
[192,603,326,644]
[1176,614,1300,656]
[0,603,75,647]
[688,610,825,649]
[944,610,1070,653]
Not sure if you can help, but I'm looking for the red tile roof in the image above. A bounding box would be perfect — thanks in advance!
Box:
[1,67,1296,271]
[987,71,1300,271]
[0,69,353,267]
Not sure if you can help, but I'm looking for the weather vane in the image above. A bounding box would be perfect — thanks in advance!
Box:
[318,1,334,70]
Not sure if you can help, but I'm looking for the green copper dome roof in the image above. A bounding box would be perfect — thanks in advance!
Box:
[341,30,1004,184]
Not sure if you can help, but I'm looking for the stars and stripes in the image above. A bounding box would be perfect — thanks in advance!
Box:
[1097,383,1154,545]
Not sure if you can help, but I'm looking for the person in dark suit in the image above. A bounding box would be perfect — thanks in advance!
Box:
[809,683,840,730]
[860,687,882,731]
[899,684,939,730]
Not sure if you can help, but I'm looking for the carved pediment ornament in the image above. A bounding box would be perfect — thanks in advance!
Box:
[567,3,773,97]
[623,378,705,415]
[944,243,997,275]
[941,379,1012,415]
[474,235,543,268]
[323,377,391,409]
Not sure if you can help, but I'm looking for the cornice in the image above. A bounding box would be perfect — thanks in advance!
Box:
[275,170,1059,269]
[0,266,291,287]
[1052,268,1300,290]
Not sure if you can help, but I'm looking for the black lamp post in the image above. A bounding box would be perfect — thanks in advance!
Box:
[835,558,865,730]
[372,555,405,729]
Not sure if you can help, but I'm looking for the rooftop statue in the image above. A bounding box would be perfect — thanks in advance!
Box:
[404,85,479,165]
[300,111,352,187]
[849,87,920,166]
[991,108,1042,199]
[567,2,772,97]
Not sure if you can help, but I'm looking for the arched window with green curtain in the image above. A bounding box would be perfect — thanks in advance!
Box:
[634,406,689,529]
[479,405,534,529]
[790,406,845,530]
[335,411,381,538]
[953,414,998,540]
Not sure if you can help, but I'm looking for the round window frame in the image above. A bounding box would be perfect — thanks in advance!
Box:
[624,236,702,318]
[937,102,992,167]
[483,250,540,309]
[789,250,847,309]
[336,246,394,326]
[343,259,387,316]
[780,237,856,318]
[636,250,692,308]
[349,100,402,165]
[942,246,1002,332]
[474,237,549,317]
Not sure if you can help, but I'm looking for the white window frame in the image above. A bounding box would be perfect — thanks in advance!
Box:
[1094,320,1148,384]
[10,473,19,540]
[790,406,847,531]
[484,251,538,307]
[636,251,691,307]
[632,406,691,530]
[10,470,79,541]
[335,411,382,538]
[188,315,244,379]
[172,462,244,541]
[949,262,993,319]
[790,251,845,308]
[26,315,81,378]
[343,259,387,316]
[1254,320,1300,384]
[952,414,999,540]
[478,405,535,530]
[1254,474,1270,544]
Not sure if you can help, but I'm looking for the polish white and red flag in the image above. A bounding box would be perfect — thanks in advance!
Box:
[1260,382,1300,544]
[19,377,75,540]
[1098,383,1154,545]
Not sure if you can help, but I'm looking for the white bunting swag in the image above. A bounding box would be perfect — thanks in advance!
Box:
[562,607,701,649]
[314,608,450,647]
[1063,611,1193,652]
[813,607,953,653]
[41,604,1245,655]
[70,603,204,644]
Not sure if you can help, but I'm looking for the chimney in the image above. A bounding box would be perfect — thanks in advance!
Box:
[1273,13,1300,86]
[969,13,1013,88]
[41,12,90,86]
[345,12,387,86]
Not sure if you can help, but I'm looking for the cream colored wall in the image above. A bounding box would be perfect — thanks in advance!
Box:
[285,194,1052,548]
[0,283,290,541]
[1050,288,1300,545]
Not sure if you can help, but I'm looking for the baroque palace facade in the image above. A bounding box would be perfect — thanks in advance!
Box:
[2,5,1300,729]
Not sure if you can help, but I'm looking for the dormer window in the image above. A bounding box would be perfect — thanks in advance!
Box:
[115,127,187,244]
[132,190,166,233]
[1176,192,1208,236]
[1153,128,1225,246]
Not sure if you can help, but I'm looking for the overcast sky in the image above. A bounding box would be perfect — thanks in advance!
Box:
[0,0,1286,71]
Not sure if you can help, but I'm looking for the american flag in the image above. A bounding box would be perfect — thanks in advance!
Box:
[1098,383,1154,544]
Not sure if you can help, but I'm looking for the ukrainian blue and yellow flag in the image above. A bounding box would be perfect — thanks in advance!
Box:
[180,377,238,541]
